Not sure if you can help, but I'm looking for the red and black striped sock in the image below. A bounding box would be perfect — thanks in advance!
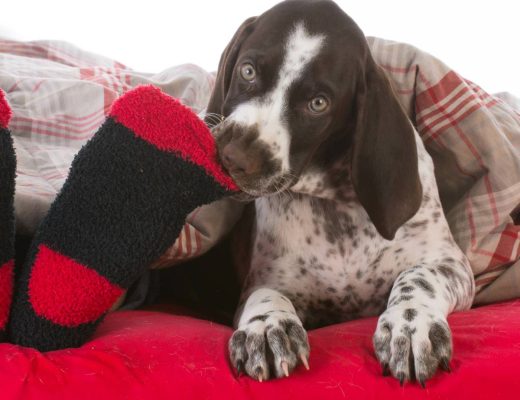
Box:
[8,85,238,351]
[0,90,16,341]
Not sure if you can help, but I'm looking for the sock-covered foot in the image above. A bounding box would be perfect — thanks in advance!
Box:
[8,85,238,351]
[0,90,16,341]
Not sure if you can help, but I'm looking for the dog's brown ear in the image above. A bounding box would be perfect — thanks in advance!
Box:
[351,57,422,240]
[205,17,257,123]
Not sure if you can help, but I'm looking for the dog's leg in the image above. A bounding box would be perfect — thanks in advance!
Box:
[229,287,310,381]
[373,255,475,386]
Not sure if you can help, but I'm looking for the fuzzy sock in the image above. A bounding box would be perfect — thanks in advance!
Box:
[8,85,238,351]
[0,90,16,341]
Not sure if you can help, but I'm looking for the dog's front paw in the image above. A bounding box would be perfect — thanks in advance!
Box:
[229,312,310,381]
[373,305,452,387]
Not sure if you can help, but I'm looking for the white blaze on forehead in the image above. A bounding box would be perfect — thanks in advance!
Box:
[229,22,325,171]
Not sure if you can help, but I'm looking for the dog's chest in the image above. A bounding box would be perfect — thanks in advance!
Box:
[252,194,402,326]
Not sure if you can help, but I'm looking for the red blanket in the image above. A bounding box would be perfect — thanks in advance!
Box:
[0,300,518,399]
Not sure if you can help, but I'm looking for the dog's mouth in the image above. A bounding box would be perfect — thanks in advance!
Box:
[211,122,298,200]
[219,155,298,201]
[226,170,298,201]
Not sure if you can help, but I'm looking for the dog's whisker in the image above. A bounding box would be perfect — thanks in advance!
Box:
[204,112,226,129]
[205,113,225,123]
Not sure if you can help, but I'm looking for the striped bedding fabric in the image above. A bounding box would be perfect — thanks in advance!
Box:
[0,37,519,304]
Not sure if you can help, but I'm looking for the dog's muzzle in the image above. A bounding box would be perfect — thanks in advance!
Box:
[213,121,289,196]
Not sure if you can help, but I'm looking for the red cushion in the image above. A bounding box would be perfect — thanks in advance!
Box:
[1,300,519,399]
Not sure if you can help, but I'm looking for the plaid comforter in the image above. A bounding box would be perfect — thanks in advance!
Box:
[1,38,519,304]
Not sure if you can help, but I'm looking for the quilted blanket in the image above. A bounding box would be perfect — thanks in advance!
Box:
[0,38,519,304]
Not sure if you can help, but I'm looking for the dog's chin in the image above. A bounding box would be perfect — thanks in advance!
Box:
[230,173,298,201]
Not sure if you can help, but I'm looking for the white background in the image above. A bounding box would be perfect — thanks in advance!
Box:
[2,0,519,96]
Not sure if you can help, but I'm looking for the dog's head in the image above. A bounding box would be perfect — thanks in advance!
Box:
[206,0,422,240]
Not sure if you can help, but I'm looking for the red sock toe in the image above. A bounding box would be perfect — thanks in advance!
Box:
[109,85,237,191]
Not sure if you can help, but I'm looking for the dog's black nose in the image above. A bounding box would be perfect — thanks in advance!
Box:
[221,142,260,175]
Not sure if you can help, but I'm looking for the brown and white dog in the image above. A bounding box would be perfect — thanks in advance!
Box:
[205,0,475,386]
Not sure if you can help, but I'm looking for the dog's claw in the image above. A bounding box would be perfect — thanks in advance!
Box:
[255,366,265,382]
[381,363,390,376]
[397,372,405,386]
[418,375,426,389]
[300,354,310,370]
[281,361,289,377]
[236,360,245,376]
[440,358,451,373]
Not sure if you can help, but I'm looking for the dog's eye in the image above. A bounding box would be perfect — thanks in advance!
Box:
[240,63,256,82]
[308,96,329,113]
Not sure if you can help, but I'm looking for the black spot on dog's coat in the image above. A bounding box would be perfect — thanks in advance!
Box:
[401,285,414,293]
[248,315,268,324]
[412,278,435,298]
[403,308,417,321]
